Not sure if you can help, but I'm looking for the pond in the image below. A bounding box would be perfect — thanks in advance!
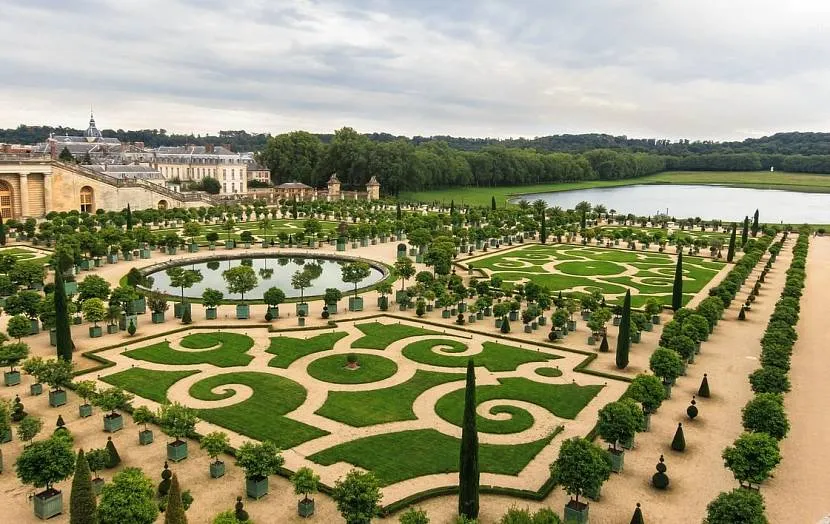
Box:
[148,256,386,300]
[514,184,830,223]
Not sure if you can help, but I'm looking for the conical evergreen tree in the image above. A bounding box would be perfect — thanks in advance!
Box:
[0,215,6,246]
[540,212,547,245]
[59,146,74,162]
[458,360,479,520]
[580,211,587,230]
[397,202,402,220]
[450,200,455,215]
[616,290,631,369]
[500,317,510,333]
[751,209,760,237]
[55,269,74,361]
[126,204,133,231]
[741,216,749,246]
[738,306,746,320]
[165,474,187,524]
[599,334,609,353]
[105,436,120,468]
[630,503,644,524]
[181,306,192,325]
[491,196,496,211]
[698,374,710,398]
[70,449,98,524]
[726,226,736,262]
[671,423,686,452]
[671,252,683,311]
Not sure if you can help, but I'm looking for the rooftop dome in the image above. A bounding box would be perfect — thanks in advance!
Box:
[84,112,103,142]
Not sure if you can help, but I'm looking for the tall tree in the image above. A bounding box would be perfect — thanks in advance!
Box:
[55,270,74,361]
[458,360,479,520]
[491,196,496,210]
[164,474,187,524]
[70,449,98,524]
[672,252,683,311]
[540,212,547,245]
[726,225,737,262]
[751,209,760,237]
[0,215,5,246]
[741,216,749,246]
[257,130,324,186]
[125,204,133,231]
[59,147,74,162]
[616,290,631,369]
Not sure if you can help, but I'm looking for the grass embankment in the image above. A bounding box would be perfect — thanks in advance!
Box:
[400,171,830,206]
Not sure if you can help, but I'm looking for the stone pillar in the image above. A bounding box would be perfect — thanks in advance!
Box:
[19,173,29,217]
[43,173,52,214]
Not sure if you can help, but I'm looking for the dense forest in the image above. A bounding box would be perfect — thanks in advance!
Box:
[4,124,830,194]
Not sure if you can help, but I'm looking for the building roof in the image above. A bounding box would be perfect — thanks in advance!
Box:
[276,181,312,189]
[328,173,340,184]
[366,175,380,186]
[90,164,164,180]
[84,113,103,142]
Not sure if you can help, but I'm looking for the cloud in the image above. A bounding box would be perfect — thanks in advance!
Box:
[1,0,829,141]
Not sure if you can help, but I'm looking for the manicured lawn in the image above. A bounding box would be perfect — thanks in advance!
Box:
[315,370,465,427]
[402,339,560,372]
[435,378,603,434]
[267,332,348,368]
[351,322,441,349]
[309,429,554,485]
[123,332,255,367]
[101,368,200,403]
[0,247,50,266]
[535,367,563,378]
[189,372,328,449]
[557,260,626,276]
[306,354,398,384]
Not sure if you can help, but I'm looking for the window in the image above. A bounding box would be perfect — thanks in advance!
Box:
[80,186,94,213]
[223,183,227,193]
[0,181,13,218]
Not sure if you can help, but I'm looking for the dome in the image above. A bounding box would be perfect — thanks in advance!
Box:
[84,112,103,142]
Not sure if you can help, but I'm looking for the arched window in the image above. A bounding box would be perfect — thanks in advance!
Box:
[80,186,94,213]
[0,180,13,218]
[157,200,168,210]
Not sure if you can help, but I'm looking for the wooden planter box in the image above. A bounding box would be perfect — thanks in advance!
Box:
[567,320,577,331]
[139,429,154,445]
[509,311,519,321]
[49,389,67,407]
[92,478,105,496]
[210,460,226,478]
[563,501,589,524]
[33,490,63,520]
[608,448,625,472]
[151,312,166,323]
[206,308,217,320]
[236,304,250,320]
[246,476,269,499]
[167,440,188,462]
[296,303,309,316]
[298,499,315,518]
[30,383,43,396]
[79,404,93,418]
[325,303,338,315]
[348,297,364,312]
[89,326,103,338]
[133,298,147,314]
[106,324,119,334]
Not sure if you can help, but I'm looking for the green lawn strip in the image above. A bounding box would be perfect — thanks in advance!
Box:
[190,372,328,449]
[306,354,398,384]
[434,378,603,434]
[309,429,553,486]
[556,260,626,276]
[351,322,441,349]
[535,367,563,378]
[267,332,349,368]
[499,273,629,295]
[402,339,560,372]
[123,332,255,368]
[101,368,200,403]
[316,370,464,427]
[626,293,692,308]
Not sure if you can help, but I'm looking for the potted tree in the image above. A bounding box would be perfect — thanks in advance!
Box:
[323,288,342,315]
[82,298,106,338]
[235,440,284,500]
[132,405,155,445]
[342,262,371,312]
[596,400,643,472]
[0,341,28,386]
[94,386,134,432]
[41,358,73,408]
[550,437,612,523]
[649,348,684,398]
[15,434,76,519]
[86,447,110,495]
[263,287,285,320]
[22,356,46,396]
[628,374,666,430]
[147,293,169,324]
[158,401,198,462]
[105,303,122,334]
[0,399,11,443]
[202,288,224,320]
[394,256,416,303]
[292,466,320,517]
[223,265,258,319]
[291,268,313,316]
[644,298,662,325]
[200,431,230,478]
[166,267,203,319]
[75,380,97,418]
[377,282,392,310]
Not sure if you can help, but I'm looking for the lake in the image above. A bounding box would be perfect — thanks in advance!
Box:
[514,184,830,223]
[149,256,385,300]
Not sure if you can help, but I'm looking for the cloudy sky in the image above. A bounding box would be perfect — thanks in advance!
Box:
[2,0,829,140]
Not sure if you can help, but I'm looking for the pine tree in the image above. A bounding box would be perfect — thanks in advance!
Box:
[458,360,479,520]
[165,474,187,524]
[580,211,587,230]
[751,209,760,237]
[616,290,631,369]
[59,146,74,162]
[0,215,6,246]
[491,196,496,211]
[70,449,98,524]
[698,374,711,398]
[671,423,686,452]
[126,204,133,231]
[540,212,547,245]
[726,225,737,262]
[105,436,121,468]
[630,503,644,524]
[55,270,74,361]
[741,216,749,246]
[672,252,683,311]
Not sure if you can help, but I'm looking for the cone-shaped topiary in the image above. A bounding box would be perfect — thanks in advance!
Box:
[686,397,698,420]
[11,394,26,422]
[458,359,479,520]
[127,320,137,336]
[500,317,510,333]
[70,449,97,524]
[672,252,683,311]
[181,306,192,325]
[165,474,187,524]
[599,334,609,353]
[671,423,686,452]
[235,496,249,521]
[159,461,172,496]
[56,414,67,432]
[616,290,631,368]
[738,306,746,321]
[652,455,669,489]
[698,374,711,398]
[630,502,644,524]
[105,436,121,468]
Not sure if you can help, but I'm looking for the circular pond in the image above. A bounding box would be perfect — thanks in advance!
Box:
[147,255,386,300]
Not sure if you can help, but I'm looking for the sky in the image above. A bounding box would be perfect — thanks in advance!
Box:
[1,0,830,141]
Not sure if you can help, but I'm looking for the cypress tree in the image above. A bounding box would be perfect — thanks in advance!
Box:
[630,503,644,524]
[70,449,98,524]
[741,216,749,246]
[580,211,587,230]
[397,202,402,220]
[458,360,479,520]
[671,423,685,452]
[616,290,631,369]
[55,269,74,361]
[165,474,187,524]
[0,214,6,246]
[751,209,760,237]
[292,197,298,220]
[450,200,455,215]
[126,204,133,230]
[491,196,496,211]
[540,212,547,245]
[726,225,736,262]
[671,252,683,311]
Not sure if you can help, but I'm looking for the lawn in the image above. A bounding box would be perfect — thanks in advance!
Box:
[189,372,329,449]
[400,171,830,207]
[267,332,348,368]
[309,429,554,485]
[351,322,441,349]
[101,368,200,403]
[306,353,398,384]
[123,332,255,367]
[434,378,603,434]
[402,339,561,372]
[315,370,465,427]
[0,247,51,267]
